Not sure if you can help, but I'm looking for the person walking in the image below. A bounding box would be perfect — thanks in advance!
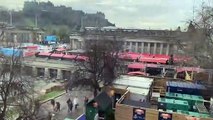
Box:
[55,102,61,112]
[67,98,73,113]
[50,99,55,111]
[84,96,89,106]
[73,96,79,110]
[83,96,89,113]
[47,112,52,120]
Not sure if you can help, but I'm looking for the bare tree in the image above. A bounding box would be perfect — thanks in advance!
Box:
[15,96,40,120]
[0,26,40,120]
[0,52,24,120]
[186,2,213,68]
[69,39,122,97]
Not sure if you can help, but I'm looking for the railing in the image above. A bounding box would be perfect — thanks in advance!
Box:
[117,90,129,104]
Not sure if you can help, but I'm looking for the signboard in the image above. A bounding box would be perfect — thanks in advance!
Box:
[133,108,146,120]
[158,112,172,120]
[185,116,200,120]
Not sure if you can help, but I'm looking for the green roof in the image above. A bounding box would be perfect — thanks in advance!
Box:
[94,92,112,111]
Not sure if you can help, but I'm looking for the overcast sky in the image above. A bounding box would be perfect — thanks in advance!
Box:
[0,0,211,30]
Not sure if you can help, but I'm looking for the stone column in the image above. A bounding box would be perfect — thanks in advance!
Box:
[141,42,144,53]
[44,68,50,78]
[32,66,37,77]
[160,43,163,54]
[57,69,62,80]
[147,43,151,53]
[135,42,138,53]
[166,44,170,55]
[173,45,178,54]
[153,43,157,54]
[129,42,132,52]
[162,68,166,77]
[72,39,75,49]
[13,34,17,43]
[38,34,42,43]
[124,41,127,51]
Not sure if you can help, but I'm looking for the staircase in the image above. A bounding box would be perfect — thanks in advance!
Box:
[152,86,166,97]
[151,86,166,104]
[195,102,209,114]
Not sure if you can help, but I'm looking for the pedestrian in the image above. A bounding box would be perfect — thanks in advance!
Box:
[55,102,61,112]
[69,100,73,112]
[73,96,79,110]
[67,98,73,112]
[84,96,89,106]
[50,99,55,110]
[47,112,52,120]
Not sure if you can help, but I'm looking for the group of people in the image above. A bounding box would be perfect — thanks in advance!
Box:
[66,96,81,113]
[50,96,89,114]
[50,99,61,112]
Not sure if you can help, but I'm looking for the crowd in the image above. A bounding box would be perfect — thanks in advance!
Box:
[48,96,89,120]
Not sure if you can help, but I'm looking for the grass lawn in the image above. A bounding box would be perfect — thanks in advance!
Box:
[38,90,65,102]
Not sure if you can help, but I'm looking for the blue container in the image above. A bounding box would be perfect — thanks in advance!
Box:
[166,81,206,95]
[0,48,22,57]
[44,35,57,44]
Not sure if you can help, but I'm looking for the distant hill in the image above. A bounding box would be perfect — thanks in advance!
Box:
[0,1,115,32]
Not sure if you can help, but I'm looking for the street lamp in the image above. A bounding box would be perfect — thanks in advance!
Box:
[35,13,38,28]
[9,10,12,26]
[35,10,48,28]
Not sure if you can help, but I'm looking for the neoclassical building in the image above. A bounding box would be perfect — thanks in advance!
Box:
[0,26,44,47]
[70,26,188,55]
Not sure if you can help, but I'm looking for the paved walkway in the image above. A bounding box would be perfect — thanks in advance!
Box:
[38,89,93,120]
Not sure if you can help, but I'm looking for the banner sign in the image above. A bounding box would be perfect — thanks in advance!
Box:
[158,112,172,120]
[133,108,146,120]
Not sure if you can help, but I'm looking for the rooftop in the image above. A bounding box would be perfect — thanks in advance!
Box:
[113,75,154,89]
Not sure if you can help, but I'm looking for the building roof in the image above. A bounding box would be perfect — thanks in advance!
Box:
[50,53,64,58]
[121,99,151,108]
[112,85,128,89]
[63,54,76,59]
[113,75,153,89]
[127,87,150,96]
[37,52,51,56]
[127,71,147,76]
[166,81,206,90]
[128,63,145,69]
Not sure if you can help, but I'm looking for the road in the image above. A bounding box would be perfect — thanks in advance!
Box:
[38,88,93,120]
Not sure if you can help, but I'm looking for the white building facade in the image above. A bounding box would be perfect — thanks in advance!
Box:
[69,27,184,55]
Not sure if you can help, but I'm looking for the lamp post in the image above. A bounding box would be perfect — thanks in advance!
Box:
[35,10,47,28]
[35,14,38,28]
[9,10,12,26]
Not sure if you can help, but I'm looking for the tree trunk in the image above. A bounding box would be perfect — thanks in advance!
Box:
[93,88,98,97]
[0,99,7,120]
[0,113,4,120]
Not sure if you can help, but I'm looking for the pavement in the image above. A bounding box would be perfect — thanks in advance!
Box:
[38,88,93,120]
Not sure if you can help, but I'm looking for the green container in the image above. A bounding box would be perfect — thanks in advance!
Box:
[174,100,189,111]
[158,98,189,111]
[177,110,211,118]
[165,92,204,110]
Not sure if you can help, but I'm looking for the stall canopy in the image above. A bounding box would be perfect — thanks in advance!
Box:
[113,75,153,89]
[127,87,150,96]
